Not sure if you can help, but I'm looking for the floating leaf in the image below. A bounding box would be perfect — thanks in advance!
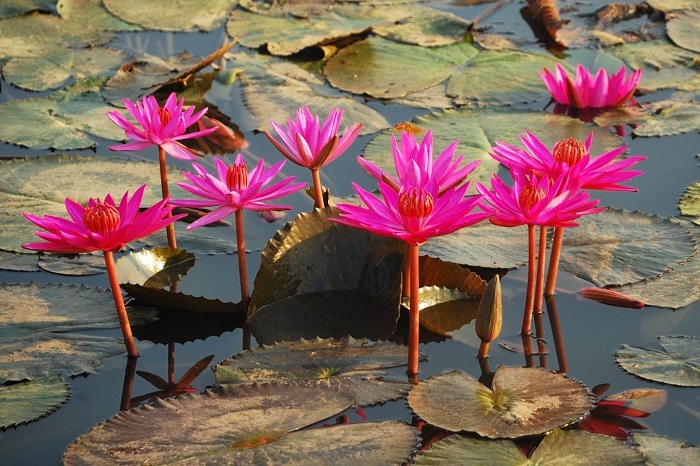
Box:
[63,382,419,465]
[667,7,700,53]
[633,99,700,138]
[0,375,69,429]
[249,207,405,316]
[372,6,471,46]
[2,47,129,92]
[408,367,593,438]
[0,251,40,272]
[56,0,142,31]
[616,336,700,387]
[324,36,478,99]
[103,0,239,31]
[0,333,130,383]
[0,0,55,18]
[414,429,645,465]
[132,307,244,344]
[645,0,699,10]
[0,154,191,253]
[559,209,697,287]
[37,253,105,276]
[215,337,413,406]
[116,247,195,289]
[631,433,700,465]
[233,51,389,134]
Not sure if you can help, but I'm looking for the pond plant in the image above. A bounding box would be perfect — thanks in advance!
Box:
[1,0,699,464]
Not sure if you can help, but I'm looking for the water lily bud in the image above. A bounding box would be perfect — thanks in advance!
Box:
[476,275,503,345]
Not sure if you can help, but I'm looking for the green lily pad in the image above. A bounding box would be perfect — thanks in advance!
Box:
[407,367,593,438]
[633,99,700,137]
[414,429,645,465]
[0,333,132,383]
[63,382,419,465]
[103,0,239,31]
[0,154,191,253]
[615,219,700,309]
[37,253,106,276]
[2,47,130,92]
[0,11,115,61]
[0,375,70,429]
[631,433,700,465]
[249,207,405,316]
[56,0,142,31]
[233,51,389,134]
[680,181,700,220]
[372,5,471,46]
[215,337,413,406]
[559,209,697,287]
[324,36,478,99]
[448,50,561,106]
[411,286,481,342]
[645,0,699,10]
[0,251,41,272]
[615,336,700,387]
[667,7,700,53]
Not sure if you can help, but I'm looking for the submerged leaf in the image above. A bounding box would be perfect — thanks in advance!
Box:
[615,336,700,386]
[0,375,70,429]
[215,337,413,406]
[408,367,593,438]
[63,381,418,465]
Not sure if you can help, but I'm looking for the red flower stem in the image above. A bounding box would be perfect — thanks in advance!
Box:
[311,168,325,209]
[119,355,138,411]
[477,341,490,359]
[534,226,547,313]
[521,333,534,367]
[545,294,568,373]
[235,209,250,306]
[158,147,177,249]
[103,250,139,357]
[533,309,547,368]
[407,243,421,376]
[545,226,565,296]
[521,224,536,336]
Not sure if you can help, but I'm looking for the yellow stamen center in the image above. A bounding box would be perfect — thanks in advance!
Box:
[553,138,587,166]
[226,163,249,191]
[399,188,434,220]
[83,202,120,234]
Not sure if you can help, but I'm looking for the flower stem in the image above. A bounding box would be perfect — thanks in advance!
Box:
[119,356,138,411]
[545,227,565,296]
[521,224,536,336]
[407,243,421,376]
[235,209,250,306]
[158,147,177,249]
[311,168,325,209]
[477,341,490,359]
[103,250,139,357]
[534,226,547,313]
[545,294,568,373]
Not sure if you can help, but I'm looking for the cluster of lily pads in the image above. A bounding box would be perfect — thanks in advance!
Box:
[1,0,699,464]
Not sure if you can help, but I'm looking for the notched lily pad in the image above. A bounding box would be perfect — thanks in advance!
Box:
[407,367,593,438]
[63,381,419,465]
[37,253,105,276]
[414,429,645,465]
[631,433,700,465]
[615,336,700,387]
[0,375,70,429]
[0,251,41,272]
[215,337,414,406]
[103,0,238,32]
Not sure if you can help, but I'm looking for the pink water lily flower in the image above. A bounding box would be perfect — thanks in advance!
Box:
[171,154,306,229]
[358,130,480,195]
[477,171,604,228]
[22,185,184,254]
[334,179,487,246]
[107,93,218,160]
[23,185,184,357]
[540,64,642,109]
[266,106,363,208]
[490,131,645,192]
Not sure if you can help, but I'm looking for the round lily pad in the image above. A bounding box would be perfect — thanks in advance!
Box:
[56,0,142,31]
[103,0,238,31]
[63,381,419,465]
[667,7,700,53]
[407,367,593,438]
[631,433,700,465]
[0,375,70,429]
[615,336,700,387]
[414,429,645,465]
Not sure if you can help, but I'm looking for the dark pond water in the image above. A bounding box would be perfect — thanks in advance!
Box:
[1,0,699,464]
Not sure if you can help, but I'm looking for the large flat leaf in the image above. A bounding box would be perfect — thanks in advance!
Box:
[408,367,593,438]
[63,382,419,465]
[215,337,413,406]
[667,7,700,53]
[615,336,700,387]
[559,209,697,287]
[414,429,645,465]
[633,99,700,137]
[631,433,700,465]
[372,5,471,46]
[0,375,70,429]
[56,0,142,31]
[103,0,239,31]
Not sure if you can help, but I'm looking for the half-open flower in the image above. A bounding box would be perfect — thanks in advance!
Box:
[357,130,480,195]
[540,64,642,109]
[107,92,218,160]
[171,154,306,229]
[22,185,184,254]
